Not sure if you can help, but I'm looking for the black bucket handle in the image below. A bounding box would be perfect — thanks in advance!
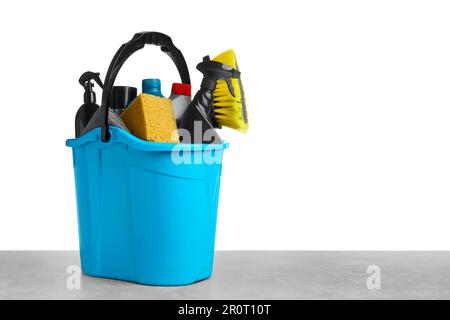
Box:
[100,32,191,142]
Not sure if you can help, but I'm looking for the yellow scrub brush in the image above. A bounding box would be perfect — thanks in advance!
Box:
[212,49,248,132]
[178,50,248,144]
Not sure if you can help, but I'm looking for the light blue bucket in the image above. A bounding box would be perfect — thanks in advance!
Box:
[66,127,228,285]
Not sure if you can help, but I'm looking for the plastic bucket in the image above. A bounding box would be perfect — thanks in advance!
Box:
[66,127,228,285]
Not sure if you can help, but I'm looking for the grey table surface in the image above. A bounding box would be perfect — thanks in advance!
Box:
[1,251,450,300]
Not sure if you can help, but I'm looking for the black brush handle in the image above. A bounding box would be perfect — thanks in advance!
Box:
[100,32,190,142]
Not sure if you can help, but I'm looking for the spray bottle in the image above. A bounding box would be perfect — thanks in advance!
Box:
[75,72,103,137]
[178,56,240,144]
[76,72,130,136]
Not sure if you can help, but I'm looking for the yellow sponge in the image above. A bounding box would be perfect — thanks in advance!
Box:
[120,93,179,143]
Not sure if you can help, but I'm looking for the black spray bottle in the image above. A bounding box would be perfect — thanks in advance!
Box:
[178,56,240,144]
[75,72,104,137]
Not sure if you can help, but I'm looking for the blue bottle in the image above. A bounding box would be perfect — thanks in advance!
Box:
[142,78,164,97]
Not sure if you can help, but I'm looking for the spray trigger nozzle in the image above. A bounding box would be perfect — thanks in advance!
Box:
[79,71,104,89]
[196,58,241,97]
[79,71,104,104]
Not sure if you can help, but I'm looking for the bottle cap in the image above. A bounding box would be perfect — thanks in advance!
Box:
[171,83,192,97]
[142,78,161,90]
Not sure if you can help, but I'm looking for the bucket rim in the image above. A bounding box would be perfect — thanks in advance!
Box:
[66,127,229,152]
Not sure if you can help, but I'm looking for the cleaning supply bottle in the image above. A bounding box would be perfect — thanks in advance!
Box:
[77,73,129,136]
[169,83,192,124]
[75,72,103,137]
[179,56,240,144]
[142,78,164,97]
[111,86,137,114]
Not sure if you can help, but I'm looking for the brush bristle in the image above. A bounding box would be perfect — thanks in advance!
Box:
[212,50,249,133]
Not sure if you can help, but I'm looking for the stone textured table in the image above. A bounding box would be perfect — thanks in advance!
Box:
[2,251,450,299]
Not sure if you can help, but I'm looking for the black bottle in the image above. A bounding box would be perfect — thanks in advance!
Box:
[179,56,240,144]
[75,72,103,137]
[111,86,137,114]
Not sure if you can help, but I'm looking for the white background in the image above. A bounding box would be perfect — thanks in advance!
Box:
[1,0,450,250]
